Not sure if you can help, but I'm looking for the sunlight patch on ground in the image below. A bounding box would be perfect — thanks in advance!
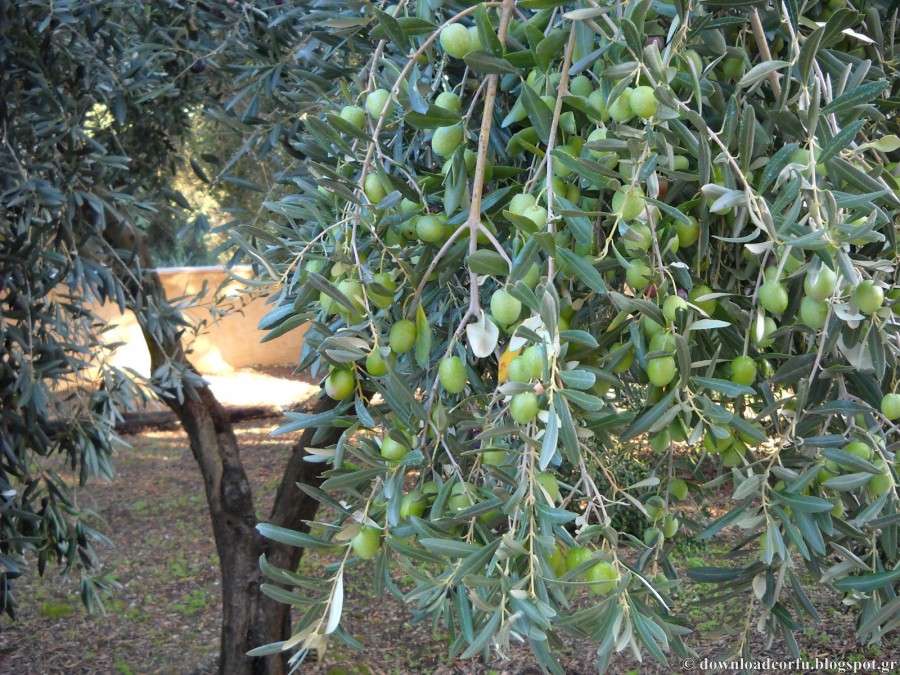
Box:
[203,370,317,409]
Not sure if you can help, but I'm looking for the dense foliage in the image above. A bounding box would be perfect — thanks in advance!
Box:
[0,0,202,614]
[247,0,900,671]
[0,0,312,625]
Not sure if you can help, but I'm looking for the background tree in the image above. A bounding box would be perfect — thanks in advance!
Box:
[0,2,353,673]
[243,0,900,671]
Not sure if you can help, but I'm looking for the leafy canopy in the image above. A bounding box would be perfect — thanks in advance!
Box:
[0,0,214,615]
[0,0,309,618]
[246,0,900,671]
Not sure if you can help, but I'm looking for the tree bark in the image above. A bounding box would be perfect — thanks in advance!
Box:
[102,222,341,675]
[246,399,335,672]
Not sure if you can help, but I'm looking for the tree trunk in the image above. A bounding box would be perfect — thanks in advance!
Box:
[167,385,275,675]
[246,401,335,672]
[102,223,340,674]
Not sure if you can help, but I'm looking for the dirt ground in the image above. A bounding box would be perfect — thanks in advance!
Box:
[0,372,897,673]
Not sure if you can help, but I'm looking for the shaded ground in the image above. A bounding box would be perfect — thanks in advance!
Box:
[0,389,897,672]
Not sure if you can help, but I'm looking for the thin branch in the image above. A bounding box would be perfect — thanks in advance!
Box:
[750,10,782,98]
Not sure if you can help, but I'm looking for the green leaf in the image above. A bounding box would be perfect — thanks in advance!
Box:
[463,51,520,75]
[386,536,444,565]
[687,319,731,331]
[729,415,766,444]
[629,602,669,665]
[854,492,889,527]
[701,0,766,5]
[564,6,613,20]
[808,400,871,416]
[307,115,354,155]
[256,524,337,550]
[372,8,408,50]
[246,641,287,657]
[620,390,677,442]
[831,158,900,207]
[556,248,606,294]
[369,17,436,39]
[474,5,502,55]
[803,434,848,448]
[822,81,890,115]
[833,568,900,592]
[536,29,568,72]
[443,150,467,216]
[274,406,346,434]
[560,389,604,412]
[865,135,900,153]
[190,157,209,184]
[823,473,874,491]
[261,314,308,343]
[404,105,462,129]
[258,303,295,331]
[738,61,791,89]
[794,511,826,555]
[558,369,595,390]
[820,8,859,47]
[453,587,475,645]
[690,376,755,397]
[818,120,866,164]
[559,330,598,348]
[451,539,502,583]
[551,152,616,187]
[555,395,580,465]
[647,198,694,226]
[759,143,800,193]
[320,468,384,491]
[846,372,884,409]
[305,272,357,314]
[555,196,593,245]
[294,483,352,517]
[798,25,824,85]
[773,353,816,385]
[535,503,579,524]
[686,566,745,582]
[520,85,553,145]
[620,19,644,59]
[539,402,559,470]
[468,249,510,276]
[821,448,881,474]
[460,610,502,659]
[869,326,887,381]
[607,291,665,326]
[504,50,537,69]
[773,491,835,514]
[857,593,900,636]
[406,67,429,114]
[230,229,279,278]
[505,208,540,234]
[419,538,485,558]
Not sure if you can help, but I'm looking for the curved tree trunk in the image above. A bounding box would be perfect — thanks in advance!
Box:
[244,407,333,673]
[102,222,339,674]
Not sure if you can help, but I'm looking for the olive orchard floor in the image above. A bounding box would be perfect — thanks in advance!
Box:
[0,399,896,673]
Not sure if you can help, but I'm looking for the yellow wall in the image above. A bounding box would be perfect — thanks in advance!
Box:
[92,266,306,376]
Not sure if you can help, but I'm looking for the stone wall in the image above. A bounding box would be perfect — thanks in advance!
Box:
[92,266,305,376]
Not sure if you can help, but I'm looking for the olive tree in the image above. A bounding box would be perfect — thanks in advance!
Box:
[247,0,900,670]
[0,2,355,673]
